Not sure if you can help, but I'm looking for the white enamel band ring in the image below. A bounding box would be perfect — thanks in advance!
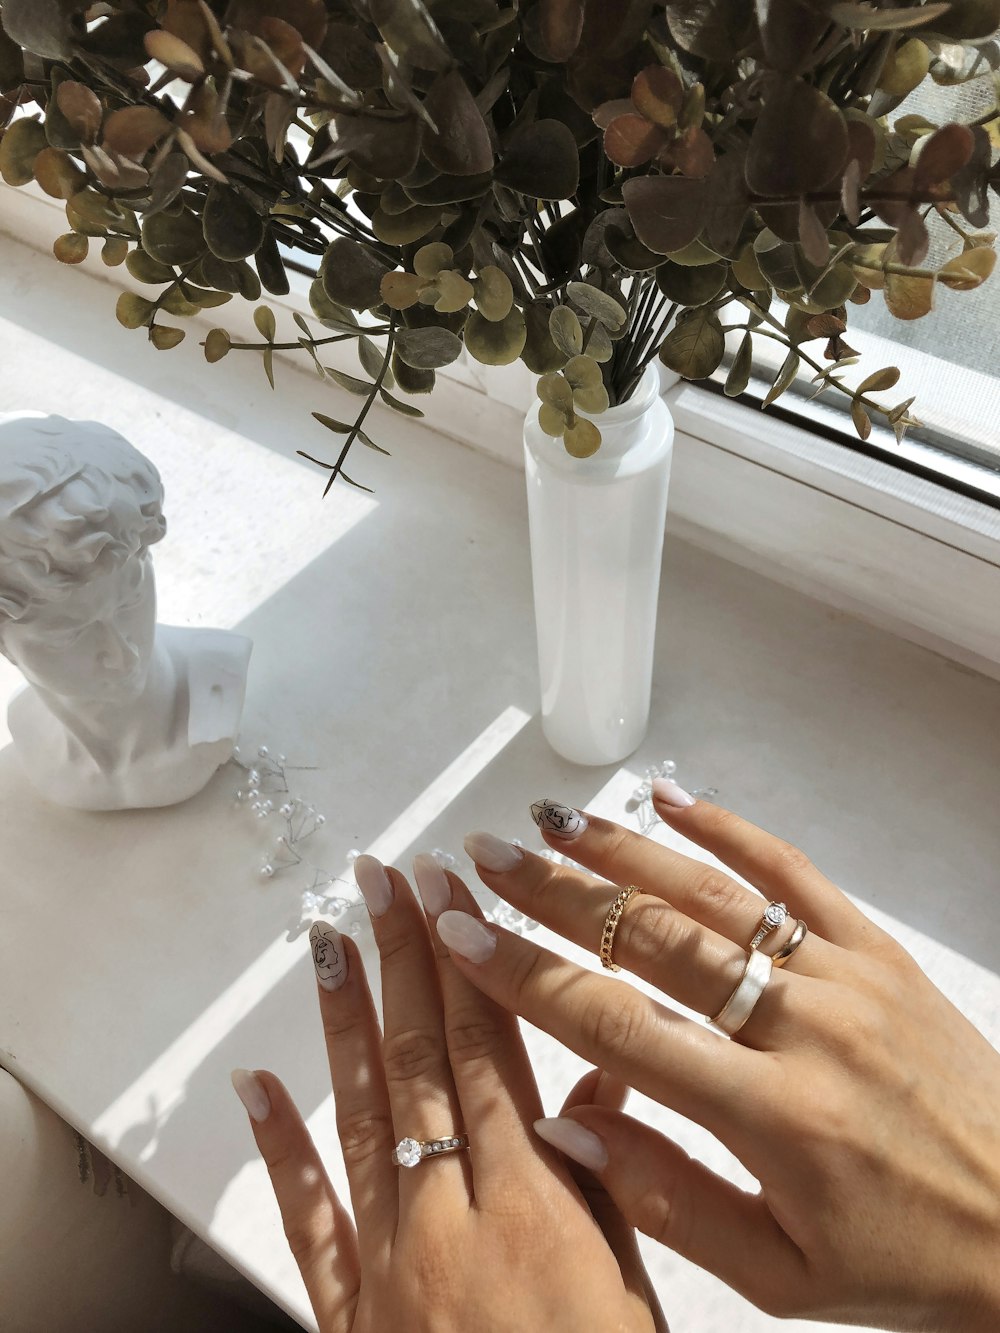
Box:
[709,949,773,1035]
[392,1134,470,1168]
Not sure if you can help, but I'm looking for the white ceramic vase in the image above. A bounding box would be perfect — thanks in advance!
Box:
[523,363,674,766]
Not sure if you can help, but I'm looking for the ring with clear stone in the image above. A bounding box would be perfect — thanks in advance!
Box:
[392,1134,470,1168]
[747,900,789,952]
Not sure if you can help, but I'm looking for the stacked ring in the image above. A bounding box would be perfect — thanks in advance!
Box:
[600,886,639,972]
[709,949,773,1035]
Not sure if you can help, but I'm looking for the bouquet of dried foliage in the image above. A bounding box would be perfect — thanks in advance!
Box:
[0,0,997,492]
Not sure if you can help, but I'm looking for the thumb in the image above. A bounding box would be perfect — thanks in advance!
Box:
[535,1106,807,1317]
[558,1071,670,1333]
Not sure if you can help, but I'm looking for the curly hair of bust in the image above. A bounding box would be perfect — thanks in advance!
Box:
[0,415,166,624]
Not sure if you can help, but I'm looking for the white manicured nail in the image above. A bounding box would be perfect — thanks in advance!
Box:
[309,921,348,991]
[437,910,497,963]
[651,778,696,809]
[464,831,524,873]
[354,854,394,917]
[530,800,588,839]
[231,1069,270,1123]
[413,852,451,915]
[534,1117,608,1171]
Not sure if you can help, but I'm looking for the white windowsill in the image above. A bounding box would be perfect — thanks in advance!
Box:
[2,181,998,678]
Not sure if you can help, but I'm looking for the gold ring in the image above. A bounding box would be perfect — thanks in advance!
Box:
[600,885,639,972]
[771,919,808,967]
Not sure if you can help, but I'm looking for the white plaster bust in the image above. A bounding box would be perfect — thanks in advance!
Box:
[0,413,252,810]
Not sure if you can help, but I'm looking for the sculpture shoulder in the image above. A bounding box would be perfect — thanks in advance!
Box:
[160,625,252,747]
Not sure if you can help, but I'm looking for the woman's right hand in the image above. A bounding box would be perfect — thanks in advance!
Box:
[438,791,1000,1332]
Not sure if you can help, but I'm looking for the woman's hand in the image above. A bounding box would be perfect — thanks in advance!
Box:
[232,854,667,1333]
[430,788,1000,1332]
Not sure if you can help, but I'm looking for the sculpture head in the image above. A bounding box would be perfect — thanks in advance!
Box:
[0,414,166,703]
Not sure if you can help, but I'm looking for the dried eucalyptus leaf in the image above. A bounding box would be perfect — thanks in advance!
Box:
[150,324,185,350]
[850,397,872,439]
[654,260,727,305]
[857,366,901,394]
[830,1,951,30]
[622,175,705,254]
[127,249,174,284]
[604,114,667,168]
[424,70,493,176]
[0,116,47,185]
[746,76,849,196]
[880,37,931,95]
[403,171,493,206]
[55,82,102,144]
[203,183,265,261]
[567,281,627,330]
[473,266,513,321]
[664,0,755,61]
[522,302,568,373]
[539,401,569,436]
[116,292,155,329]
[563,417,601,458]
[495,119,580,200]
[327,367,375,396]
[658,307,725,378]
[937,246,996,289]
[725,331,753,396]
[392,352,436,392]
[395,324,463,368]
[912,122,974,190]
[380,387,423,416]
[763,349,800,406]
[53,231,88,264]
[549,305,584,357]
[535,0,585,61]
[323,237,393,310]
[32,146,85,199]
[465,308,527,365]
[254,305,276,341]
[631,66,683,128]
[204,327,231,361]
[103,106,171,159]
[142,208,206,265]
[538,371,574,411]
[144,28,204,80]
[102,236,128,267]
[372,203,442,244]
[884,269,935,319]
[381,271,424,309]
[1,0,81,60]
[923,0,1000,39]
[369,0,451,71]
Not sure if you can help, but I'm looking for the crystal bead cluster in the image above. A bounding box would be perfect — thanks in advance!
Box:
[629,759,719,835]
[233,745,327,880]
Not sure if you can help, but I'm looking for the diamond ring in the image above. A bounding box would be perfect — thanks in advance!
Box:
[392,1134,470,1168]
[747,900,788,952]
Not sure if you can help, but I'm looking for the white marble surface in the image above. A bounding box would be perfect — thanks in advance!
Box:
[1,236,999,1333]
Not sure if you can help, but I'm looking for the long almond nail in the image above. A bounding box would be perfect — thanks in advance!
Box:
[309,921,348,991]
[354,854,394,917]
[651,777,696,809]
[437,910,497,963]
[413,852,451,915]
[534,1117,608,1171]
[231,1069,270,1123]
[464,831,524,873]
[530,800,587,839]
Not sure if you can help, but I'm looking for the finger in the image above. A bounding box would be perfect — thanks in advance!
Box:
[535,1105,808,1320]
[232,1068,359,1333]
[353,856,469,1204]
[522,801,836,972]
[413,853,547,1191]
[309,922,397,1260]
[557,1071,670,1332]
[463,833,806,1039]
[650,783,875,949]
[434,909,762,1140]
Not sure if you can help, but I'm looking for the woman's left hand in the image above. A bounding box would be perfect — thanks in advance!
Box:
[233,855,667,1333]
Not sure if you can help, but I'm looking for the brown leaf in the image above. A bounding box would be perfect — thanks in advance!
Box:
[538,0,585,61]
[424,70,493,176]
[593,99,634,131]
[144,29,205,80]
[631,66,683,129]
[661,126,715,178]
[857,366,901,394]
[851,397,872,440]
[622,175,706,255]
[912,122,975,190]
[496,119,580,200]
[746,76,849,197]
[798,198,830,266]
[937,246,996,290]
[55,82,102,144]
[895,208,929,267]
[604,114,666,168]
[103,106,172,159]
[884,270,934,319]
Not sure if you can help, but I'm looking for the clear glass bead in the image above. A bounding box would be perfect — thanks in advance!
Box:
[260,864,274,878]
[258,746,269,759]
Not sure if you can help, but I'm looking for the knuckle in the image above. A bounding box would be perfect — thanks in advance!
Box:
[382,1026,447,1088]
[688,865,742,925]
[446,1009,508,1067]
[336,1106,394,1165]
[767,839,815,880]
[283,1221,320,1268]
[618,897,689,969]
[581,988,647,1056]
[506,935,551,1002]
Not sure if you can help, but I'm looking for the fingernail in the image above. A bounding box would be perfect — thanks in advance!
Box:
[651,778,696,809]
[437,910,497,963]
[354,854,394,917]
[530,800,588,840]
[464,831,524,873]
[594,1071,631,1112]
[412,852,451,916]
[534,1117,608,1171]
[309,921,348,991]
[231,1069,270,1123]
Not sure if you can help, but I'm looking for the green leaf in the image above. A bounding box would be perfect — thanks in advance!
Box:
[654,260,727,306]
[254,305,276,341]
[0,116,47,186]
[473,266,514,322]
[622,175,706,255]
[394,325,464,368]
[423,69,494,176]
[379,387,424,417]
[566,281,627,331]
[150,324,186,350]
[763,350,801,407]
[263,345,275,390]
[359,335,392,384]
[657,307,725,379]
[53,231,88,264]
[465,308,527,365]
[141,209,206,265]
[495,119,580,200]
[204,328,231,362]
[327,367,376,396]
[563,417,602,458]
[322,237,392,311]
[549,305,584,358]
[725,332,753,397]
[203,183,266,262]
[857,367,901,394]
[116,292,155,330]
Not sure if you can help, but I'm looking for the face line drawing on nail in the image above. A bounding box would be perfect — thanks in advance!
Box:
[530,799,587,837]
[309,920,348,990]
